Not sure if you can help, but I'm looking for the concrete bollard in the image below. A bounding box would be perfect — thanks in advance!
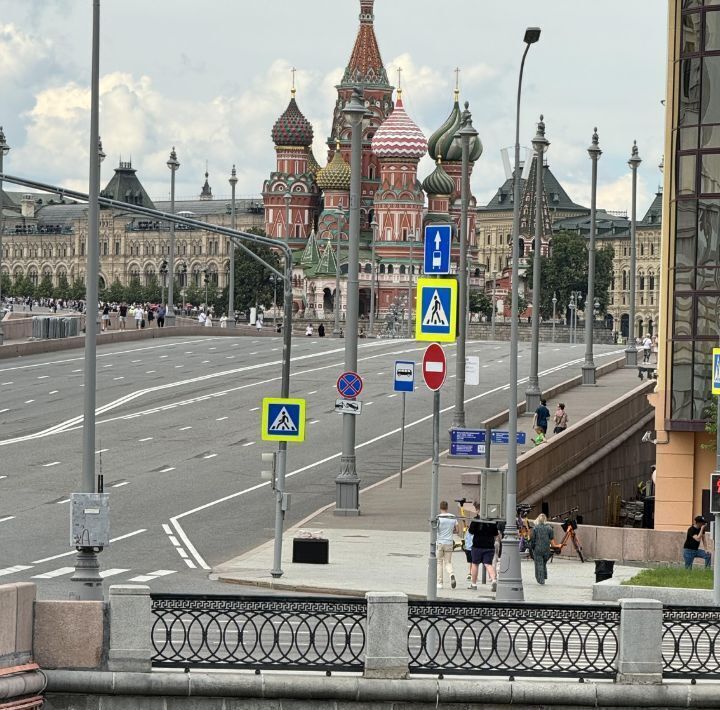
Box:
[108,585,152,672]
[617,598,663,684]
[364,592,408,679]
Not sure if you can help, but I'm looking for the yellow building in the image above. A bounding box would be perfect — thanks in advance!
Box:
[653,0,720,530]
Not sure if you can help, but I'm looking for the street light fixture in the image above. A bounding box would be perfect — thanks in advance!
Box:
[583,128,602,385]
[626,141,641,365]
[0,126,10,347]
[333,209,344,337]
[497,25,541,604]
[525,115,550,413]
[228,165,238,328]
[166,147,179,326]
[335,86,366,515]
[269,273,279,322]
[159,259,168,309]
[369,218,378,336]
[452,103,480,428]
[552,292,557,343]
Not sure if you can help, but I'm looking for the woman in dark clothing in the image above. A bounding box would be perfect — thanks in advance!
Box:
[529,513,555,584]
[467,501,499,592]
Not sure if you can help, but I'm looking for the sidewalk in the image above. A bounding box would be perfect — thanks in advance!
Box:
[215,363,647,602]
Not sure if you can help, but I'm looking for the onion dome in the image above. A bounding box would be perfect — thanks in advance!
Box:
[422,158,454,196]
[317,144,351,191]
[307,147,320,176]
[271,90,314,147]
[371,93,426,159]
[427,92,482,162]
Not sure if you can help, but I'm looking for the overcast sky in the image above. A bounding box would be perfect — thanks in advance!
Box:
[1,0,667,215]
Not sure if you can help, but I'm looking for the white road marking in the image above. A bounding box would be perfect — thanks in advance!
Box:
[56,499,70,504]
[131,360,141,363]
[366,402,374,406]
[43,461,61,467]
[30,528,148,566]
[109,529,147,544]
[49,390,59,394]
[226,356,235,359]
[99,568,130,579]
[0,516,15,523]
[138,437,153,442]
[179,426,192,431]
[146,370,156,374]
[95,449,109,454]
[309,419,320,424]
[307,390,317,395]
[203,453,217,459]
[112,482,129,488]
[162,523,173,535]
[0,475,6,480]
[159,355,169,359]
[0,565,32,577]
[168,535,180,546]
[250,352,258,355]
[183,558,197,569]
[0,409,8,414]
[128,570,176,583]
[37,375,49,379]
[175,365,183,368]
[209,347,217,351]
[202,360,210,364]
[160,467,176,473]
[103,364,113,368]
[25,400,35,404]
[1,382,13,385]
[216,416,228,421]
[242,442,255,447]
[32,567,74,579]
[113,377,125,381]
[388,394,397,398]
[250,407,260,412]
[72,369,82,373]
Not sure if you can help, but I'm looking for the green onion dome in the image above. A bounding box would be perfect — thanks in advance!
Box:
[422,158,455,196]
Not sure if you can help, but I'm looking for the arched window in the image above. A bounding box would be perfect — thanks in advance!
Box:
[649,274,655,291]
[387,264,394,275]
[639,274,645,291]
[379,264,386,274]
[364,263,372,274]
[399,265,406,275]
[622,271,628,291]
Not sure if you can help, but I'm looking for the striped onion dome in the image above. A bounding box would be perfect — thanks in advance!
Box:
[371,94,426,160]
[317,147,351,191]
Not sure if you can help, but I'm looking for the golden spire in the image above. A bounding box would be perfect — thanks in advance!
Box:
[397,66,403,97]
[291,66,297,97]
[454,67,461,100]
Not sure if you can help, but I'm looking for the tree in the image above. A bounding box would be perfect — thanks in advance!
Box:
[54,274,71,301]
[36,274,54,299]
[69,277,86,301]
[143,274,161,304]
[468,289,493,321]
[184,283,203,307]
[125,277,143,304]
[231,227,281,314]
[12,275,34,298]
[104,277,127,304]
[1,272,12,297]
[525,231,614,320]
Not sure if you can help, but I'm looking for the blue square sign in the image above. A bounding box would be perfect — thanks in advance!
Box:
[423,224,452,275]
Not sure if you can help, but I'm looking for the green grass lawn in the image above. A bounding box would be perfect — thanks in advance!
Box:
[622,566,713,589]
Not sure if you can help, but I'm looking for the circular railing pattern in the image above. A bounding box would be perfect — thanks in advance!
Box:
[663,607,720,678]
[151,595,366,672]
[407,601,619,678]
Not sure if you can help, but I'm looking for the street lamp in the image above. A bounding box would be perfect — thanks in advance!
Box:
[452,103,480,429]
[406,235,415,338]
[203,267,209,308]
[159,259,168,309]
[497,25,541,604]
[582,128,602,385]
[166,147,179,326]
[0,126,10,347]
[369,218,378,336]
[626,141,641,366]
[269,274,279,322]
[228,165,238,328]
[551,292,557,343]
[335,86,365,515]
[333,209,343,337]
[525,115,550,413]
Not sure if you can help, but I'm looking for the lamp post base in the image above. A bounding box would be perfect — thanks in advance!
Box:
[582,363,597,385]
[495,529,524,602]
[165,312,176,328]
[525,388,541,414]
[335,457,360,516]
[451,413,466,429]
[625,348,638,367]
[69,548,103,601]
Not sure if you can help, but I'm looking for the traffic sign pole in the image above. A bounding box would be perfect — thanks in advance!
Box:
[714,351,720,604]
[427,389,441,601]
[399,392,406,489]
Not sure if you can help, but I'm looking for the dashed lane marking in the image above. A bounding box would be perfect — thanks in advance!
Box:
[159,467,176,473]
[95,449,109,454]
[72,369,82,373]
[128,569,176,583]
[32,567,74,579]
[242,442,255,447]
[203,453,218,459]
[0,409,8,414]
[146,370,156,374]
[216,416,228,421]
[113,377,125,381]
[1,382,13,385]
[387,394,397,398]
[250,407,260,412]
[179,426,192,431]
[0,516,15,523]
[49,390,59,394]
[43,461,61,467]
[25,400,35,404]
[307,390,317,395]
[138,437,153,442]
[37,375,49,380]
[0,565,32,577]
[309,419,320,425]
[99,568,131,579]
[112,482,129,488]
[56,499,70,505]
[30,529,147,565]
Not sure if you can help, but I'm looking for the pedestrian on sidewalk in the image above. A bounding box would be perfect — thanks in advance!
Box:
[436,501,458,590]
[118,302,127,331]
[529,513,555,584]
[552,403,568,435]
[134,304,144,329]
[642,335,652,362]
[533,399,550,436]
[468,502,499,592]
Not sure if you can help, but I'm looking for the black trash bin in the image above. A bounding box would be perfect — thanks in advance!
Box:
[595,559,615,583]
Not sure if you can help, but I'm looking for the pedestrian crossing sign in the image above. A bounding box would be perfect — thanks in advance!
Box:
[713,348,720,396]
[261,398,306,442]
[415,277,457,342]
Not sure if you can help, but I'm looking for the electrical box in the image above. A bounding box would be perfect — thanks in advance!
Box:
[479,468,506,521]
[70,493,110,548]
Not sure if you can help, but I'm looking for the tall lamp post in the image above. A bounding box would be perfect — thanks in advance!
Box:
[551,292,557,343]
[497,26,541,604]
[269,274,279,321]
[491,271,501,341]
[582,128,602,384]
[159,260,168,309]
[525,116,549,413]
[452,103,479,429]
[406,236,415,338]
[72,0,103,600]
[228,165,237,327]
[335,87,365,515]
[0,127,9,347]
[369,218,377,336]
[333,210,343,336]
[625,141,641,366]
[166,147,179,326]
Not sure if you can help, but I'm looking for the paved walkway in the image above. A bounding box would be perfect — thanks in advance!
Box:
[216,364,647,602]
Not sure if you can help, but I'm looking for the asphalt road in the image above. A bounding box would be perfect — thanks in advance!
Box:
[0,333,621,598]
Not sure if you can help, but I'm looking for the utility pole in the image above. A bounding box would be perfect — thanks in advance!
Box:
[626,141,641,366]
[166,147,179,326]
[228,165,237,328]
[0,128,9,346]
[369,218,377,336]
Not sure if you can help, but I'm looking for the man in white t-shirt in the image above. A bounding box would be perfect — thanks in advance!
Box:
[436,500,458,589]
[642,335,652,362]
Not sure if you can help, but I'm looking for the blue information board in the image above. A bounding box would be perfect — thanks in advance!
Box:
[450,428,527,445]
[450,442,486,457]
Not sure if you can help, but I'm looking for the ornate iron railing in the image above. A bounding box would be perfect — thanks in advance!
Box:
[663,606,720,678]
[407,601,619,678]
[151,594,366,672]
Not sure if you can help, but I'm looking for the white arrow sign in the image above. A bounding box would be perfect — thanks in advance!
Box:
[434,231,442,250]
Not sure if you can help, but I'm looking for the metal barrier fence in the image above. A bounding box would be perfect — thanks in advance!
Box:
[407,601,620,679]
[663,606,720,678]
[150,594,367,672]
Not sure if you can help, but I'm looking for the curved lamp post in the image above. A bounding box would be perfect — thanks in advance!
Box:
[497,26,541,604]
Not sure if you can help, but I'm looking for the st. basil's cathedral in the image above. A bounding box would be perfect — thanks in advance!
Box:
[262,0,484,322]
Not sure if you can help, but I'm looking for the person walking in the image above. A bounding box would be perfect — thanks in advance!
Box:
[468,502,499,592]
[683,515,712,569]
[642,335,652,363]
[528,513,555,584]
[318,323,325,338]
[147,304,155,327]
[101,303,110,332]
[553,403,569,435]
[256,314,263,332]
[118,302,127,331]
[205,312,213,327]
[533,398,551,436]
[134,304,144,330]
[157,304,166,328]
[436,501,458,590]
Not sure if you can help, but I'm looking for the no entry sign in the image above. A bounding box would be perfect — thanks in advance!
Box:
[422,343,447,391]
